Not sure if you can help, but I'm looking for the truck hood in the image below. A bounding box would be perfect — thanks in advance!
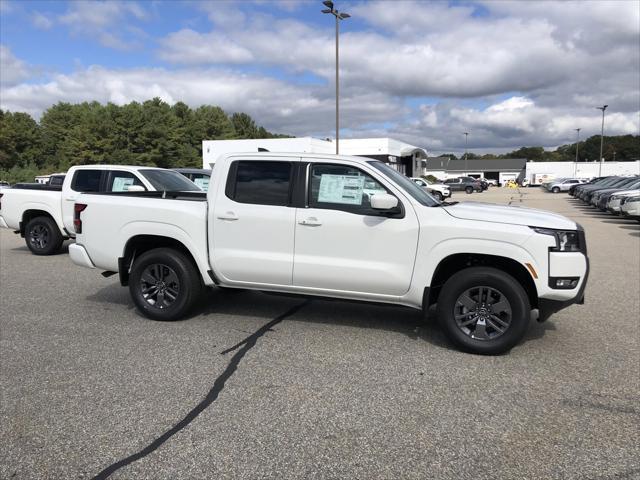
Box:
[442,202,577,229]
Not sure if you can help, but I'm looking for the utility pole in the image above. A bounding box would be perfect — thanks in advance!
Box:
[596,105,608,176]
[463,132,469,174]
[574,128,580,177]
[322,1,350,155]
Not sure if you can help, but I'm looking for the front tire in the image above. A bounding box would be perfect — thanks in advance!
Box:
[129,248,202,321]
[465,186,473,194]
[552,187,560,193]
[433,191,443,201]
[436,267,530,355]
[25,216,64,256]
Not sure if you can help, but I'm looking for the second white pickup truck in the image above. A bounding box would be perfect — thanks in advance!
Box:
[0,165,201,255]
[69,153,589,354]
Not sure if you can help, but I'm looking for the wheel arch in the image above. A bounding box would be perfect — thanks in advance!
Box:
[21,209,65,237]
[119,235,205,287]
[427,253,538,309]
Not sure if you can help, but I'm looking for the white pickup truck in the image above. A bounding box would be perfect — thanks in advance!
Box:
[69,153,589,354]
[0,165,201,255]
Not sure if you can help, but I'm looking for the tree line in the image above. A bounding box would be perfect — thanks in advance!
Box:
[1,98,638,184]
[438,134,639,163]
[0,98,289,183]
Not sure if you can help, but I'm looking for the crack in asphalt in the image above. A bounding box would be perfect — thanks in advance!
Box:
[91,299,310,480]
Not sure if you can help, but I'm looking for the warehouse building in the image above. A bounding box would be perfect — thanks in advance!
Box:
[202,137,429,177]
[424,157,527,184]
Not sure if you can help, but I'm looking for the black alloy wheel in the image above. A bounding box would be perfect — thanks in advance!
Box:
[25,216,63,255]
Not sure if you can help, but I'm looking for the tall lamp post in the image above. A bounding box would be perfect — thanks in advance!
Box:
[574,127,581,177]
[322,1,350,155]
[463,132,469,174]
[596,104,608,176]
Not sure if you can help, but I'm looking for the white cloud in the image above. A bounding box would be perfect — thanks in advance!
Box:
[58,1,149,50]
[31,11,53,29]
[0,45,35,87]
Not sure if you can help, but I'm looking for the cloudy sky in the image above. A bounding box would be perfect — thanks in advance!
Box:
[1,0,638,155]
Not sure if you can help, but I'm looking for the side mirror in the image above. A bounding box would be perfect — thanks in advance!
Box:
[126,185,146,192]
[370,193,399,210]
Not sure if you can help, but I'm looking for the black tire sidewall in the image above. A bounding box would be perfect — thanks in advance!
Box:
[552,187,560,193]
[434,192,443,201]
[129,248,201,321]
[465,186,473,194]
[436,267,530,355]
[25,216,63,256]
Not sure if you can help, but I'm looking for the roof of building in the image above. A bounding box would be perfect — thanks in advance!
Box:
[425,157,527,171]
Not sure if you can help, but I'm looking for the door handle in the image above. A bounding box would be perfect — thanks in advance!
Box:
[65,196,76,201]
[298,217,322,226]
[217,212,239,221]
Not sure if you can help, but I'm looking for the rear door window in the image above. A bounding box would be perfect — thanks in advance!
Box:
[226,161,292,206]
[71,170,102,192]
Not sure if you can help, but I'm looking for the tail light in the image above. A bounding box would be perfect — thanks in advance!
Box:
[74,203,87,233]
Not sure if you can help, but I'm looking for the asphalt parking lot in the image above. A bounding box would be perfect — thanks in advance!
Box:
[1,187,639,480]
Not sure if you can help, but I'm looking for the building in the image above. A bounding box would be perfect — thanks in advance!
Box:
[525,161,640,184]
[424,157,527,184]
[202,137,428,177]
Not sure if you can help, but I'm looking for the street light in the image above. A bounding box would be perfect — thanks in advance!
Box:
[463,132,469,173]
[574,128,581,177]
[322,0,350,155]
[596,105,608,176]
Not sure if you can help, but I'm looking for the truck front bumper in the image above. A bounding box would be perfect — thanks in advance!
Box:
[69,244,96,269]
[538,255,589,322]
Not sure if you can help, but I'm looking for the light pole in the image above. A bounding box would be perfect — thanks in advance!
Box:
[574,127,581,177]
[596,104,608,176]
[463,132,469,174]
[322,1,350,155]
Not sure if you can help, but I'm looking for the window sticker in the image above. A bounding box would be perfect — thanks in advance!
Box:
[112,177,134,192]
[194,177,209,190]
[318,174,365,205]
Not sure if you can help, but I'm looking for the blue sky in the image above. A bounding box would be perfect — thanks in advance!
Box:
[1,0,638,154]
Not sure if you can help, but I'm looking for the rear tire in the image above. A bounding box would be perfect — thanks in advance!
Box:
[25,216,64,256]
[436,267,530,355]
[129,248,202,321]
[465,186,473,194]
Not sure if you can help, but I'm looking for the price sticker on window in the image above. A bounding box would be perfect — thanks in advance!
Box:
[318,174,365,205]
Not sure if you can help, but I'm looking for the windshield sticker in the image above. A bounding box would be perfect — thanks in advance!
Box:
[318,174,365,205]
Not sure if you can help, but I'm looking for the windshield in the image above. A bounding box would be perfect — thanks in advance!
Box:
[369,161,439,207]
[140,169,202,191]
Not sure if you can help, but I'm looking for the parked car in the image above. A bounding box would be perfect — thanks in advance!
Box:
[620,195,640,221]
[606,189,640,214]
[545,178,584,193]
[173,168,212,191]
[410,177,451,201]
[0,181,10,190]
[0,165,201,255]
[69,152,589,355]
[595,180,640,210]
[443,176,483,194]
[589,177,639,207]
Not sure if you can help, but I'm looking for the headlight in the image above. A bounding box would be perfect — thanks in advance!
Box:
[532,227,582,252]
